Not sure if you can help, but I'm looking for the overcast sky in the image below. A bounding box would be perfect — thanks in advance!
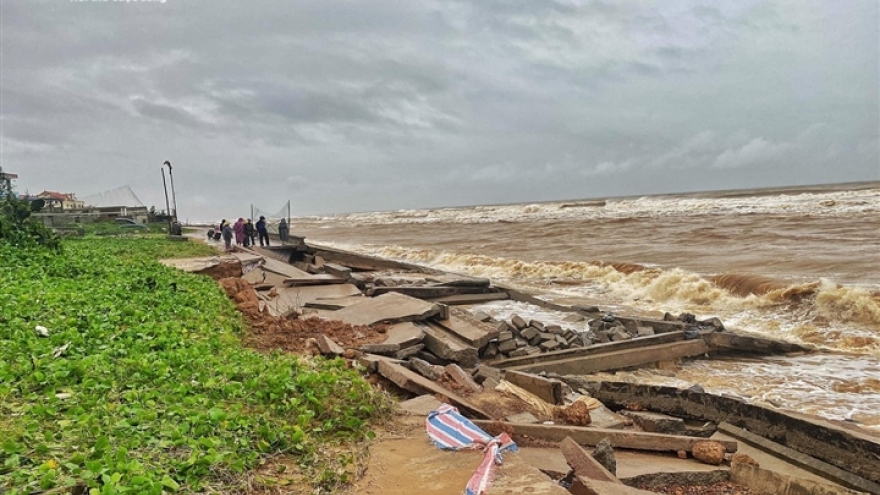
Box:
[2,0,878,221]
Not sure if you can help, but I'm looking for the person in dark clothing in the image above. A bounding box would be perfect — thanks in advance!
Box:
[243,219,255,247]
[278,218,290,243]
[256,216,269,246]
[222,223,234,251]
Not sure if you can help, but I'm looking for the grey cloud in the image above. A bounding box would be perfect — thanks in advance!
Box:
[1,0,877,220]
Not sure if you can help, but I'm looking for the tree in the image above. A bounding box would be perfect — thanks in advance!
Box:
[0,194,60,250]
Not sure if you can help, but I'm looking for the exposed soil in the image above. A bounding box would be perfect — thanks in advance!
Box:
[218,277,388,353]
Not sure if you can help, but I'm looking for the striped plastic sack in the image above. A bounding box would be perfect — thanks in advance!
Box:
[425,403,518,495]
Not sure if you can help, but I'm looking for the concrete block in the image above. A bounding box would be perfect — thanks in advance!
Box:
[637,326,656,337]
[445,364,482,393]
[539,332,556,342]
[394,343,424,360]
[474,365,503,384]
[509,348,529,357]
[505,369,564,404]
[620,410,685,434]
[482,342,499,359]
[498,330,514,342]
[498,339,518,353]
[546,324,563,334]
[316,334,345,356]
[520,327,539,340]
[610,329,632,342]
[540,340,561,351]
[383,322,425,347]
[421,325,479,367]
[511,314,529,330]
[409,358,445,380]
[529,320,546,331]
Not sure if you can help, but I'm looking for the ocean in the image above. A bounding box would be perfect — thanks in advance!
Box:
[291,182,880,431]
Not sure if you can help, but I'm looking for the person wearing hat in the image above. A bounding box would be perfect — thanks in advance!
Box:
[256,216,269,246]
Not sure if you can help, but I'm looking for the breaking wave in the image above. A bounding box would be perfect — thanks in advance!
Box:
[361,244,880,354]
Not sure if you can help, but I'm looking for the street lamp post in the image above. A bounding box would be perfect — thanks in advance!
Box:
[163,160,178,222]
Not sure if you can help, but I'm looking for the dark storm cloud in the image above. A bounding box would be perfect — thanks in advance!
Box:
[1,0,877,220]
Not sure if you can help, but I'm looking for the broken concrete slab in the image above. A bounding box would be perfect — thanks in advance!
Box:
[316,335,345,356]
[719,422,880,494]
[421,324,479,367]
[397,395,443,416]
[242,266,288,286]
[325,292,442,326]
[260,284,363,317]
[705,331,814,355]
[427,292,510,305]
[507,339,709,375]
[259,257,313,279]
[323,262,353,280]
[587,382,880,485]
[383,322,426,347]
[474,365,503,384]
[303,295,366,310]
[430,308,500,348]
[621,410,686,435]
[504,370,564,405]
[377,361,491,419]
[370,285,504,299]
[445,364,482,393]
[587,405,628,430]
[561,436,621,483]
[491,332,686,368]
[356,353,403,373]
[310,245,437,273]
[160,255,244,275]
[409,358,446,381]
[472,421,737,454]
[394,343,424,360]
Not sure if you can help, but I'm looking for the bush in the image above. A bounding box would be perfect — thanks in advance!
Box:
[0,195,60,250]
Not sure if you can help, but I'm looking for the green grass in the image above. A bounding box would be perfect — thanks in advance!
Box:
[0,238,389,494]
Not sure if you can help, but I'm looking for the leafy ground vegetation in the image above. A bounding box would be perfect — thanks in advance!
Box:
[0,232,389,494]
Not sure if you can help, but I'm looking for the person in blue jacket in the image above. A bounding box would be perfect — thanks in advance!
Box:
[256,216,269,246]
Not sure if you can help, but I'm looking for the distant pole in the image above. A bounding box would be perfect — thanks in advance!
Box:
[164,160,177,222]
[250,204,254,222]
[161,168,172,230]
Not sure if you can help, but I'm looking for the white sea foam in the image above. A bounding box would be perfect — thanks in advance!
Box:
[298,188,880,226]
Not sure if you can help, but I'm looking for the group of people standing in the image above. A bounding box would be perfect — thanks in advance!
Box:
[207,216,290,252]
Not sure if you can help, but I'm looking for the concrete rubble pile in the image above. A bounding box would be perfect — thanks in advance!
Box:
[165,239,880,495]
